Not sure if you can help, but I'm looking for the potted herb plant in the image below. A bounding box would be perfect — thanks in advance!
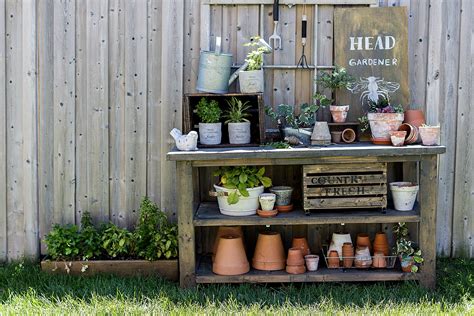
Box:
[359,95,404,144]
[212,166,272,216]
[224,97,252,144]
[265,103,322,145]
[315,65,355,123]
[239,36,270,93]
[196,97,222,145]
[393,222,424,273]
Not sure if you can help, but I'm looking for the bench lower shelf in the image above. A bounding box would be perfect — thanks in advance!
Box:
[196,259,419,284]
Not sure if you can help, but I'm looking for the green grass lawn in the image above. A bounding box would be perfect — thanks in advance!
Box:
[0,258,472,314]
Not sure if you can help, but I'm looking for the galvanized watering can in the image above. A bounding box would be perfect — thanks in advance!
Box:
[196,37,272,94]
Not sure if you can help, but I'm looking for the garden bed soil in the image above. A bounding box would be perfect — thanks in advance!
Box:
[41,259,178,281]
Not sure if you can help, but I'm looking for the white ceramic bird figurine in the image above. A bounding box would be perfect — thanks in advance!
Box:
[170,128,198,151]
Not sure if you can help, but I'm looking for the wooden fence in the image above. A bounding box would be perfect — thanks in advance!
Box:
[0,0,471,260]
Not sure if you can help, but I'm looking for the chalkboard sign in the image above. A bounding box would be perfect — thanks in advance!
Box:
[334,7,409,122]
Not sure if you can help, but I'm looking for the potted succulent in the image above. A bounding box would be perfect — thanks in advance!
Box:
[265,103,322,145]
[196,97,222,145]
[239,36,270,93]
[418,124,440,146]
[315,65,355,123]
[359,95,404,144]
[212,166,272,216]
[393,222,424,273]
[224,97,252,144]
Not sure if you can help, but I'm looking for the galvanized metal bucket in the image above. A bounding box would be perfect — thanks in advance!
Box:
[196,37,233,94]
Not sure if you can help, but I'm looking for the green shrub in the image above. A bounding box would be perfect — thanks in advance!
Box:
[44,224,81,260]
[79,212,102,260]
[152,224,178,259]
[100,223,134,258]
[196,97,221,123]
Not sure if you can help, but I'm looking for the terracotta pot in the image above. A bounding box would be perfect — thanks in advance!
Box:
[354,246,372,268]
[398,123,419,144]
[286,248,305,266]
[276,204,293,212]
[252,231,286,271]
[257,209,278,218]
[327,250,340,268]
[292,237,311,256]
[368,112,404,144]
[400,255,414,272]
[286,264,306,274]
[330,105,350,123]
[356,233,372,251]
[342,242,354,268]
[341,128,356,143]
[373,232,390,256]
[328,233,352,260]
[390,130,406,147]
[419,126,440,146]
[372,251,387,268]
[305,255,319,271]
[404,110,425,128]
[213,235,249,275]
[212,226,244,262]
[331,131,343,143]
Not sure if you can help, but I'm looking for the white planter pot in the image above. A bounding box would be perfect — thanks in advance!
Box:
[228,122,251,144]
[214,185,264,216]
[390,182,419,211]
[199,122,222,145]
[239,69,264,93]
[328,233,352,260]
[368,113,404,143]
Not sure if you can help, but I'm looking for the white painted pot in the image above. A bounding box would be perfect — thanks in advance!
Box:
[368,113,404,143]
[228,122,251,144]
[328,233,352,260]
[259,193,276,211]
[390,182,419,211]
[199,122,222,145]
[214,185,264,216]
[239,69,264,93]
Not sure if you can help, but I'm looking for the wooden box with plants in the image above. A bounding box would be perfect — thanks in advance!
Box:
[41,197,178,281]
[183,93,265,147]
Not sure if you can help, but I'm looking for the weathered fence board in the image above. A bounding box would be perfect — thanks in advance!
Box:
[0,0,7,260]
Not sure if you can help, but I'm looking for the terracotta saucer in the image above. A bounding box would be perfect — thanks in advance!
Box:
[276,204,293,212]
[257,209,278,218]
[371,138,391,145]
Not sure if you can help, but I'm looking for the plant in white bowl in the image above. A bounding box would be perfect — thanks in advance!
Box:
[213,166,272,216]
[224,97,252,144]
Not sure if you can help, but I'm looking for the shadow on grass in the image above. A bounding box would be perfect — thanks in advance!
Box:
[0,258,472,310]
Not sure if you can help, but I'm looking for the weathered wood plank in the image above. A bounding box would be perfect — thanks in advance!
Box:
[53,0,76,225]
[305,185,387,197]
[183,0,200,94]
[0,0,6,260]
[202,0,377,4]
[304,174,387,185]
[304,196,386,209]
[304,163,387,173]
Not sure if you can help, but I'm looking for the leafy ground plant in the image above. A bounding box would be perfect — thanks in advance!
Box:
[100,223,134,259]
[44,224,81,260]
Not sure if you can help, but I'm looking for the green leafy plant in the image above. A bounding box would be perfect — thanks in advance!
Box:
[101,223,134,259]
[367,95,404,114]
[224,97,252,123]
[44,224,81,260]
[196,97,222,123]
[358,115,370,133]
[265,103,321,129]
[243,36,271,71]
[315,65,355,106]
[79,212,102,260]
[152,224,178,259]
[214,166,272,204]
[394,222,424,273]
[262,141,291,149]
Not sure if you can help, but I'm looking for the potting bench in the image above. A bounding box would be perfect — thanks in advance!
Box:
[167,144,445,288]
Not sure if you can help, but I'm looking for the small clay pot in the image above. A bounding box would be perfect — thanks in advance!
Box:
[328,233,352,260]
[373,232,390,256]
[400,255,414,272]
[330,105,350,123]
[354,246,372,268]
[372,252,387,268]
[286,248,305,266]
[213,235,249,275]
[342,242,354,268]
[327,250,340,268]
[292,237,311,256]
[257,209,278,218]
[305,255,319,271]
[286,264,306,274]
[390,130,407,147]
[276,204,293,212]
[419,126,440,146]
[399,123,419,144]
[212,226,244,262]
[356,233,372,252]
[404,110,425,128]
[341,128,356,143]
[252,231,286,271]
[331,131,343,143]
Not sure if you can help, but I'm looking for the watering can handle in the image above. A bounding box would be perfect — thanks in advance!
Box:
[228,61,249,86]
[215,37,222,55]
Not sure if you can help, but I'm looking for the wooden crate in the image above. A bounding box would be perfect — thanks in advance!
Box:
[183,93,266,148]
[303,163,387,211]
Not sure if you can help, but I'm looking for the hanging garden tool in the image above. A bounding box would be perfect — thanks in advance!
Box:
[269,0,282,50]
[297,5,309,68]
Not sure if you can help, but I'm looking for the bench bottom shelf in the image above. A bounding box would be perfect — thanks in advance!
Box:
[196,259,419,284]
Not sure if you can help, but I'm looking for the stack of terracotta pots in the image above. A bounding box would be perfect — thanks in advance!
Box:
[328,232,352,260]
[252,231,286,271]
[373,252,387,268]
[354,246,372,268]
[292,237,311,256]
[342,242,354,268]
[327,250,340,268]
[286,248,306,274]
[213,235,249,275]
[212,226,244,262]
[398,109,425,144]
[373,232,390,256]
[356,233,372,252]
